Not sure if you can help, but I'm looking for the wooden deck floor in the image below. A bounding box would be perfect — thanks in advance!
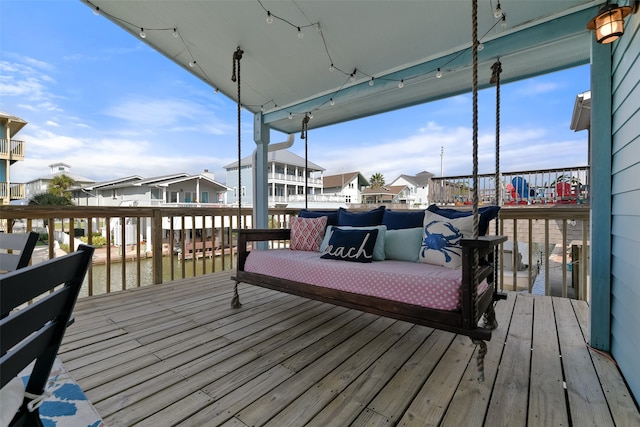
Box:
[60,271,640,427]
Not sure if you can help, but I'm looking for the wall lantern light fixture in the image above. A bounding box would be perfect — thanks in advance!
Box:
[587,1,638,44]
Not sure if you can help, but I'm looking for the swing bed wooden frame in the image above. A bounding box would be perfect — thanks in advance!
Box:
[230,1,507,379]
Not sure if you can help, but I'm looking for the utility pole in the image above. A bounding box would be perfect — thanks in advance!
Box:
[440,146,444,177]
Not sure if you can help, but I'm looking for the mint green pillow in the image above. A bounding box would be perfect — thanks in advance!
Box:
[320,225,386,260]
[384,227,423,262]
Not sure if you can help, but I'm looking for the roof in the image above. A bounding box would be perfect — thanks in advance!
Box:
[570,90,591,131]
[323,172,369,189]
[361,185,408,197]
[80,176,144,190]
[0,111,28,137]
[87,1,600,135]
[393,171,435,187]
[224,149,324,171]
[26,171,96,186]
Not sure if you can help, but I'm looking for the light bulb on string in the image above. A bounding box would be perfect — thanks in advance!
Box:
[369,77,374,86]
[308,113,313,119]
[477,43,484,51]
[494,3,503,19]
[330,98,335,106]
[329,64,335,72]
[189,60,196,68]
[266,11,273,24]
[398,79,404,88]
[139,28,147,39]
[288,113,293,120]
[436,68,443,79]
[260,105,266,113]
[297,27,304,39]
[93,6,100,16]
[501,15,507,28]
[350,69,357,82]
[172,28,179,38]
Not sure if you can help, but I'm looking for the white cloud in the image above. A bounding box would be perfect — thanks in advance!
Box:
[46,120,60,127]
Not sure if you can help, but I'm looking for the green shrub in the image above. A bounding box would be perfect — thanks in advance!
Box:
[80,234,107,248]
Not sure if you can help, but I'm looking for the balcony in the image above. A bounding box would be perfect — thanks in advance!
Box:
[429,166,590,206]
[268,172,323,186]
[0,182,26,201]
[0,138,25,162]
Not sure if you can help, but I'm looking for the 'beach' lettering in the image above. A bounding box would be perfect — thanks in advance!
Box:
[323,233,373,260]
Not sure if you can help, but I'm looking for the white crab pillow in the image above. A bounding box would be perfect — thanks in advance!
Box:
[419,211,474,269]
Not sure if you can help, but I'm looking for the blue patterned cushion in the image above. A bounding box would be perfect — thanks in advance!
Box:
[321,228,379,263]
[419,212,474,269]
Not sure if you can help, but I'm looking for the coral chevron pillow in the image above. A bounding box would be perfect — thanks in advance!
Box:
[419,211,474,269]
[290,215,328,252]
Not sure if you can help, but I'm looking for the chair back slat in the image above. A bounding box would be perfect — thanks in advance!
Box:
[0,232,39,272]
[0,244,94,403]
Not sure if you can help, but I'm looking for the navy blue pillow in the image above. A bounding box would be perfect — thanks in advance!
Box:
[299,209,339,226]
[426,205,500,236]
[320,228,379,263]
[337,206,385,226]
[381,209,425,230]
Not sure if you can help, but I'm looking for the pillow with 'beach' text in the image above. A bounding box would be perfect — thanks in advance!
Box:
[321,228,379,263]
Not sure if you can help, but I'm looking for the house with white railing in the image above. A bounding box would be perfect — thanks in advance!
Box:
[321,172,369,205]
[388,171,434,208]
[71,170,229,207]
[24,163,96,199]
[0,112,28,205]
[224,149,325,207]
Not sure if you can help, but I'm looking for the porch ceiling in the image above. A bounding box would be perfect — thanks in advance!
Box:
[84,0,600,135]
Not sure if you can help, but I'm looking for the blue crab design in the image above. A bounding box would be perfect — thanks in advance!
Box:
[421,221,463,262]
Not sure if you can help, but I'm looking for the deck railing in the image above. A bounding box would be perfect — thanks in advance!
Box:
[0,138,25,160]
[1,204,590,302]
[429,165,590,206]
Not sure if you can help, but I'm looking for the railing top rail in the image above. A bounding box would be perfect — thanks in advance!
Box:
[431,165,590,181]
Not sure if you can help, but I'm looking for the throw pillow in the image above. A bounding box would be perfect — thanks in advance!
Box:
[320,225,387,260]
[426,204,500,236]
[337,206,385,226]
[299,209,339,226]
[384,227,423,262]
[381,209,425,230]
[289,215,328,252]
[321,228,379,263]
[419,211,474,269]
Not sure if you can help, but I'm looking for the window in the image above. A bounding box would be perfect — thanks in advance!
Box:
[348,182,354,189]
[241,186,246,197]
[201,191,209,203]
[345,195,351,203]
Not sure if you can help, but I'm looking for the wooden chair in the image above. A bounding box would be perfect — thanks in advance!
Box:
[0,244,94,426]
[0,232,39,273]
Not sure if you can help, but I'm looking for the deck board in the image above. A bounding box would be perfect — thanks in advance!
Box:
[59,271,640,426]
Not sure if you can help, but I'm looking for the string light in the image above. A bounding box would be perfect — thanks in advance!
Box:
[94,0,509,119]
[494,2,503,19]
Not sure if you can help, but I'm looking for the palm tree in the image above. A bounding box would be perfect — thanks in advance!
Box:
[369,172,385,189]
[48,174,75,201]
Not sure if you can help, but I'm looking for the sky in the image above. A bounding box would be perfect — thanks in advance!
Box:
[1,0,590,186]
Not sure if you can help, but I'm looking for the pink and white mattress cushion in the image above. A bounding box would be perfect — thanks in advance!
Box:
[243,249,489,311]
